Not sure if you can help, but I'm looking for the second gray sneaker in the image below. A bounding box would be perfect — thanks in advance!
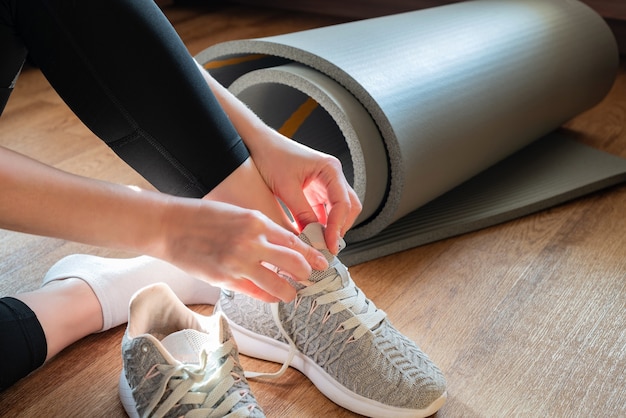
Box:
[216,223,447,418]
[119,283,265,418]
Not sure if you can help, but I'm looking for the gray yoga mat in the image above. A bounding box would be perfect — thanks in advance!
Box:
[195,0,626,265]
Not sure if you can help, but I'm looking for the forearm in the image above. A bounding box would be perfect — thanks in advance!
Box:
[0,147,167,255]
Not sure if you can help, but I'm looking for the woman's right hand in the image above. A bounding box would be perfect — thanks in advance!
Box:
[154,197,326,303]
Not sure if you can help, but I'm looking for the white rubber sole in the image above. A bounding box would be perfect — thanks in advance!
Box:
[227,316,447,418]
[118,372,140,418]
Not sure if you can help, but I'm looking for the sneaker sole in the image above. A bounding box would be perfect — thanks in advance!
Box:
[118,372,140,418]
[226,315,447,418]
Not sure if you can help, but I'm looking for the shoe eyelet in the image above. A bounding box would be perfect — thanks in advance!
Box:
[308,299,319,316]
[322,310,332,323]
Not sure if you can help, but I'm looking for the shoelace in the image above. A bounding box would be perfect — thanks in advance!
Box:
[145,339,253,418]
[246,257,387,379]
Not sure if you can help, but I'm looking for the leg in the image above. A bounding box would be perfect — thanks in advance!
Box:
[205,158,295,230]
[1,253,222,391]
[15,0,294,227]
[0,297,49,391]
[13,280,102,363]
[15,0,250,198]
[41,254,222,332]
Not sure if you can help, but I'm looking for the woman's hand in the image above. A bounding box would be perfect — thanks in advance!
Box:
[249,129,362,254]
[156,197,326,302]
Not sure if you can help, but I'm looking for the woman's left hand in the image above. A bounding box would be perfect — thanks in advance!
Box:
[250,129,362,254]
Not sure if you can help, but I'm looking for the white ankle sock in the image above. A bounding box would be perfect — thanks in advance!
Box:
[42,254,221,332]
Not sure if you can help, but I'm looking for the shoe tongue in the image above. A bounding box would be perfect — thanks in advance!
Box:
[300,222,346,255]
[300,222,328,251]
[161,329,214,364]
[299,223,347,284]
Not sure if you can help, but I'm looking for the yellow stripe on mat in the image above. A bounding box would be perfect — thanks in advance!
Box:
[279,97,319,138]
[203,54,268,69]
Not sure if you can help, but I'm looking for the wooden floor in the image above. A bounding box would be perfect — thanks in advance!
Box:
[1,3,626,417]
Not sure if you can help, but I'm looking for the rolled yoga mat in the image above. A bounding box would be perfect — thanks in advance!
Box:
[196,0,626,265]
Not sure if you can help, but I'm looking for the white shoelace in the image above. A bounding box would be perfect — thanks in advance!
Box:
[245,258,387,380]
[146,339,252,418]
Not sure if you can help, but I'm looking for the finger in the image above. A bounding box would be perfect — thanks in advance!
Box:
[243,265,297,302]
[324,203,348,254]
[325,188,362,253]
[311,203,328,226]
[264,228,328,276]
[342,186,363,234]
[285,190,320,232]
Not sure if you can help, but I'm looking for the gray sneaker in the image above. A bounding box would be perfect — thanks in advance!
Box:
[216,223,447,418]
[119,283,265,418]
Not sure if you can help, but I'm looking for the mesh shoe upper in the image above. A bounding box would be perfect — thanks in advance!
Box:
[120,283,265,418]
[216,223,446,417]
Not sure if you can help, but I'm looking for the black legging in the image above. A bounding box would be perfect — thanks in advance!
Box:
[0,0,250,390]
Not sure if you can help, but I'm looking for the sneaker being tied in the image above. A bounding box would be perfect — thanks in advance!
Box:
[119,283,265,418]
[215,223,447,418]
